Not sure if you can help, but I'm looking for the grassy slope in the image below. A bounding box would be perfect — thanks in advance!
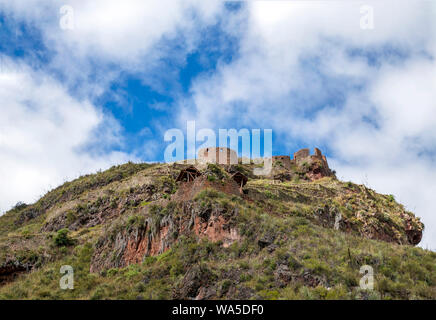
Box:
[0,163,435,300]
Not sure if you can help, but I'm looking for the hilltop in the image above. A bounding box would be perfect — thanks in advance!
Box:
[0,148,434,300]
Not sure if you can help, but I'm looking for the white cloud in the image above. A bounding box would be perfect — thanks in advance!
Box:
[0,0,242,130]
[185,1,433,124]
[0,0,225,92]
[59,0,221,62]
[0,58,133,213]
[371,61,436,144]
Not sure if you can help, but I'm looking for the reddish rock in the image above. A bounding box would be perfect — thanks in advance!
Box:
[90,200,241,273]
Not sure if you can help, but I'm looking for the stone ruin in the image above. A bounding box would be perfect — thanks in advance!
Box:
[293,147,329,167]
[270,148,332,179]
[271,155,292,170]
[270,148,330,168]
[173,147,333,200]
[291,147,332,180]
[173,162,248,201]
[197,147,238,165]
[196,146,331,173]
[175,166,202,183]
[194,147,333,180]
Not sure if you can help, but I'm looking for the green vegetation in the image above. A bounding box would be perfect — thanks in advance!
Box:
[1,204,434,300]
[53,229,75,247]
[206,163,227,181]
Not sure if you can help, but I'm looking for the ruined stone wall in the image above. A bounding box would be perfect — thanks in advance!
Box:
[293,148,329,168]
[197,147,238,165]
[292,148,332,180]
[272,156,292,170]
[293,148,310,165]
[312,148,329,166]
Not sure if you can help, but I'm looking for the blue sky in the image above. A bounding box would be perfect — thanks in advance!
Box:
[0,3,247,160]
[0,0,435,249]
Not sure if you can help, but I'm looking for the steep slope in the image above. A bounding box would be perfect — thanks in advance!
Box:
[0,155,434,300]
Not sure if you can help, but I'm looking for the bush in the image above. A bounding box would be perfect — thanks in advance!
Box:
[53,229,74,247]
[12,202,28,211]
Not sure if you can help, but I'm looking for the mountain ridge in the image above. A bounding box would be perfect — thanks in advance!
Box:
[0,150,434,300]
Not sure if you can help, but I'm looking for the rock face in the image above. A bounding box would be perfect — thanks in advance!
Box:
[90,200,240,273]
[173,265,216,299]
[192,205,240,248]
[404,213,423,245]
[0,260,32,285]
[272,156,292,170]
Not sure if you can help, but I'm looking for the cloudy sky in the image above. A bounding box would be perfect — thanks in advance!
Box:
[0,1,435,249]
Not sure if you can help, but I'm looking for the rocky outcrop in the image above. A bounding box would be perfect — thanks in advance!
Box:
[272,156,292,170]
[313,199,424,246]
[90,212,175,273]
[16,207,43,225]
[404,214,423,245]
[90,200,241,273]
[245,179,424,246]
[0,260,34,285]
[191,206,240,248]
[173,265,215,299]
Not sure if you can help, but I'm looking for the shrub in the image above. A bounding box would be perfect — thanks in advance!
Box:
[220,280,232,294]
[208,163,224,175]
[53,229,74,247]
[239,261,250,270]
[12,202,28,211]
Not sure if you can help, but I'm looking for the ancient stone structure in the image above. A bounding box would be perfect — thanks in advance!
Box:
[173,165,248,199]
[176,166,202,182]
[231,172,248,188]
[293,147,329,168]
[293,148,310,163]
[231,172,248,194]
[292,148,332,180]
[196,147,332,181]
[197,147,238,165]
[272,155,292,170]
